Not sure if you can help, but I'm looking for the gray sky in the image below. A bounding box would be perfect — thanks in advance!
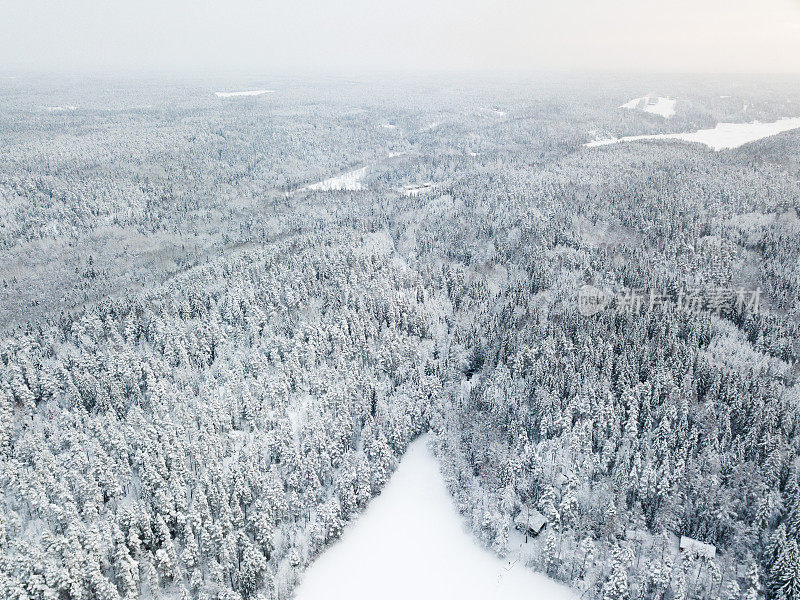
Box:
[2,0,800,74]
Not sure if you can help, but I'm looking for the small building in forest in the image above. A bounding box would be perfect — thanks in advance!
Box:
[514,509,548,538]
[553,469,574,492]
[679,536,716,559]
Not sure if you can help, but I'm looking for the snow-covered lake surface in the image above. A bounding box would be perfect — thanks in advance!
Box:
[587,117,800,151]
[620,96,676,118]
[293,435,575,600]
[214,90,274,98]
[306,166,368,191]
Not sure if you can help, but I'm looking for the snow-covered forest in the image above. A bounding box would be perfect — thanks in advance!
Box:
[1,74,800,600]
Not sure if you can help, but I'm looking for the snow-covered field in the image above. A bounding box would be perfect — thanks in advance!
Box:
[586,117,800,151]
[214,90,274,98]
[293,435,576,600]
[620,96,676,118]
[43,105,77,112]
[402,182,435,197]
[306,166,368,191]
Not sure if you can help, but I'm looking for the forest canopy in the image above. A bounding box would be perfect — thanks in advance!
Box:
[1,75,799,600]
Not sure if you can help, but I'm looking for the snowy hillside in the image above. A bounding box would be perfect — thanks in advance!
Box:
[294,435,575,600]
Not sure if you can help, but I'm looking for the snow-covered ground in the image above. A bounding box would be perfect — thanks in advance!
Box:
[586,117,800,151]
[303,153,406,193]
[620,96,676,118]
[402,182,436,197]
[43,105,77,112]
[214,90,274,98]
[486,107,506,116]
[306,166,368,191]
[293,435,576,600]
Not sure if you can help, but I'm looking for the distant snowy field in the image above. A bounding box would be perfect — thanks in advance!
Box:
[294,436,575,600]
[305,166,368,191]
[620,96,676,118]
[402,182,435,197]
[214,89,274,97]
[587,117,800,151]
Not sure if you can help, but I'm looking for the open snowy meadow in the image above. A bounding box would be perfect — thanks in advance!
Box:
[294,436,575,600]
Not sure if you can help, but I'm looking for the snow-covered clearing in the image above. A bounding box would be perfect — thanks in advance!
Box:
[293,435,576,600]
[303,153,406,193]
[214,90,274,98]
[43,105,77,112]
[586,117,800,151]
[620,95,676,118]
[402,182,435,197]
[305,166,368,191]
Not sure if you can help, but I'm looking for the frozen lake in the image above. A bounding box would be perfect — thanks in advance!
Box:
[587,117,800,150]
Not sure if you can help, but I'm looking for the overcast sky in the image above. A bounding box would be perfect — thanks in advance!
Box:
[2,0,800,74]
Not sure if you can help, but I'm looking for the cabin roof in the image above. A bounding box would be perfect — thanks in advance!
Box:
[514,509,547,532]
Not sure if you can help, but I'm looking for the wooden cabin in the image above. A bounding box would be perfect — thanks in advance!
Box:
[514,509,547,538]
